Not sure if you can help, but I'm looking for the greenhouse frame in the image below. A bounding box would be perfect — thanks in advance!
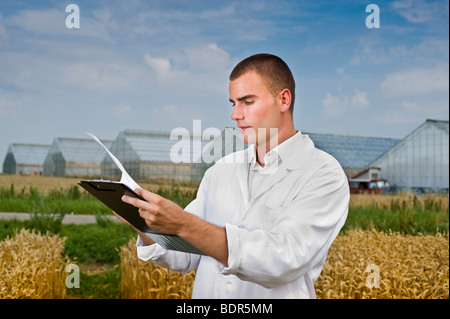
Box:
[370,119,449,190]
[194,129,400,180]
[307,132,400,178]
[43,137,113,177]
[2,143,50,175]
[101,129,212,181]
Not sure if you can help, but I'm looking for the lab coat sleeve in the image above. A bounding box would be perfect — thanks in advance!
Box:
[219,159,350,289]
[135,173,209,273]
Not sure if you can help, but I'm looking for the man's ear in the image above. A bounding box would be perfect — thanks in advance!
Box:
[279,89,292,113]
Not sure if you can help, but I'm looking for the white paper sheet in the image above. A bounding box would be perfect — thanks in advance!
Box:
[86,132,142,191]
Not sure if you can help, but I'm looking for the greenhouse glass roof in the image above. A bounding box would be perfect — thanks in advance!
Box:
[108,129,400,169]
[306,133,400,169]
[109,130,212,163]
[6,143,50,165]
[49,137,114,163]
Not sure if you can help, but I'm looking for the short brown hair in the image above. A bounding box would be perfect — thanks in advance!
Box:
[230,53,296,113]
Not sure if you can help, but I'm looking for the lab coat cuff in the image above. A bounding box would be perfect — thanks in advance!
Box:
[136,234,166,261]
[218,223,241,275]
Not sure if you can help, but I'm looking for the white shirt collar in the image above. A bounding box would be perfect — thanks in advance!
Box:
[247,131,301,172]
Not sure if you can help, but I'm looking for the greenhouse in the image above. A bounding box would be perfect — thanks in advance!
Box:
[2,143,50,175]
[307,132,400,178]
[101,129,212,181]
[370,119,449,190]
[43,137,113,177]
[193,129,399,180]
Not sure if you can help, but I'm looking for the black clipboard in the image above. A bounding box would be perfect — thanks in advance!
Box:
[78,180,204,255]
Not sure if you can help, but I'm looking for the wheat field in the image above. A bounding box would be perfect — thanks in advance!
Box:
[0,228,69,299]
[0,175,448,299]
[118,229,449,299]
[315,229,449,299]
[120,239,196,299]
[0,174,198,195]
[0,228,447,299]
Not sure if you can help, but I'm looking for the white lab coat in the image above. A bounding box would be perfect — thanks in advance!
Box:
[137,131,349,298]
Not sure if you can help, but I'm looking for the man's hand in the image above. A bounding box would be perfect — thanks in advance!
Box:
[121,189,187,236]
[121,188,229,266]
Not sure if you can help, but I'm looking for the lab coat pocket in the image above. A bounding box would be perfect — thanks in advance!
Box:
[254,194,285,230]
[263,187,293,209]
[264,194,283,209]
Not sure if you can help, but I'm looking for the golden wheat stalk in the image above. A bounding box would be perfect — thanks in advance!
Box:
[119,239,196,299]
[315,229,449,299]
[0,228,69,299]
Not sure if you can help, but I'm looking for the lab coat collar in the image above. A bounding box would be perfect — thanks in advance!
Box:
[279,130,315,171]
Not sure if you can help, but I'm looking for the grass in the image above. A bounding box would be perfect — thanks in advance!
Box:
[0,183,197,215]
[343,206,449,235]
[0,218,136,264]
[65,265,122,299]
[345,193,449,235]
[0,184,111,215]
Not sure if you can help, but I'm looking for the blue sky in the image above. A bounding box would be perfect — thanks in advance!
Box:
[0,0,448,171]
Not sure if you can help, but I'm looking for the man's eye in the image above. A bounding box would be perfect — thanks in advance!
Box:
[245,100,254,105]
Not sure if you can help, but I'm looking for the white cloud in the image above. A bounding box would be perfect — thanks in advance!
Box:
[64,62,139,92]
[184,43,230,71]
[391,0,443,23]
[322,89,370,116]
[5,8,112,42]
[143,54,171,77]
[380,63,449,97]
[322,92,346,116]
[351,36,449,66]
[374,96,448,126]
[351,90,370,109]
[350,38,401,65]
[200,3,236,19]
[142,42,231,92]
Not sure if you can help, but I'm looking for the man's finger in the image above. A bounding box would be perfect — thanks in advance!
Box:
[135,188,164,205]
[138,208,154,221]
[121,194,142,207]
[122,194,159,215]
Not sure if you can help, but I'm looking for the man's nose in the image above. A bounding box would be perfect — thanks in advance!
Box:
[231,105,243,121]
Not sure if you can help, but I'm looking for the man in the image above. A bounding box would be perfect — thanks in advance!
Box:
[119,53,349,298]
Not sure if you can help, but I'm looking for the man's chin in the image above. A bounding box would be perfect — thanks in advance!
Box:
[241,133,256,145]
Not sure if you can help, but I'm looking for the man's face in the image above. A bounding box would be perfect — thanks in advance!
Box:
[229,71,281,146]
